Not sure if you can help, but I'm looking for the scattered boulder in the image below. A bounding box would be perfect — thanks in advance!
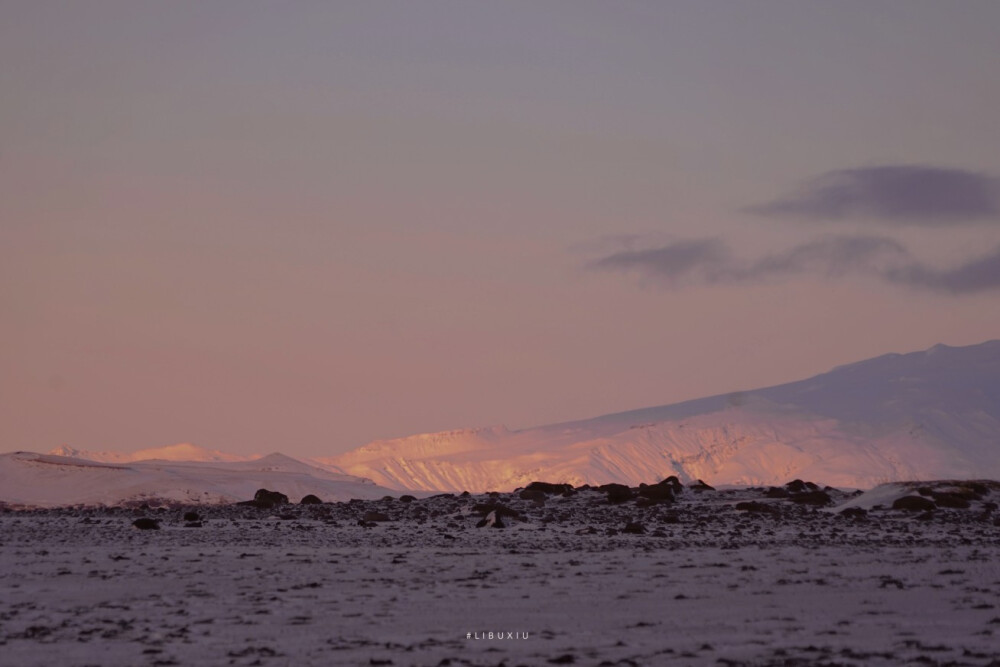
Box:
[183,511,201,522]
[839,507,868,519]
[789,491,833,506]
[689,479,715,492]
[599,483,634,504]
[362,511,391,523]
[399,495,416,503]
[764,487,789,499]
[476,510,505,529]
[660,476,684,493]
[519,489,547,502]
[785,479,819,494]
[243,489,289,509]
[622,521,646,534]
[472,502,520,520]
[132,518,160,530]
[892,496,936,512]
[931,493,970,509]
[525,481,573,495]
[638,483,675,503]
[967,482,990,497]
[300,494,323,505]
[735,501,779,515]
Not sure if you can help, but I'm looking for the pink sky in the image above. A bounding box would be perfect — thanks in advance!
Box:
[3,2,1000,458]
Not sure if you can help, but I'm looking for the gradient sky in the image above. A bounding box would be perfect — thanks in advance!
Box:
[4,1,1000,458]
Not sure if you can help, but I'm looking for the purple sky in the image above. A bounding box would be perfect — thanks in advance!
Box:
[3,1,1000,458]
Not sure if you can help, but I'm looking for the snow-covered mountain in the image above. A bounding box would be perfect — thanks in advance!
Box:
[0,451,395,508]
[322,340,1000,492]
[47,443,250,464]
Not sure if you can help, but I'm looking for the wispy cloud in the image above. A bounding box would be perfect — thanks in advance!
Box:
[885,246,1000,294]
[589,236,1000,295]
[588,238,730,284]
[747,165,1000,225]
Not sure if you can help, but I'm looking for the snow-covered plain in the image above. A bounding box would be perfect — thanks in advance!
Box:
[2,481,999,666]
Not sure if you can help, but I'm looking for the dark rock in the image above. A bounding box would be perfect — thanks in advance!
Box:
[638,483,674,503]
[183,521,203,528]
[839,507,868,519]
[764,487,789,498]
[472,503,520,520]
[785,479,808,493]
[789,491,833,506]
[475,510,505,529]
[183,511,201,522]
[931,493,970,509]
[661,475,684,493]
[525,481,573,495]
[300,494,323,505]
[249,489,289,508]
[735,501,779,514]
[132,518,160,530]
[519,489,547,502]
[599,483,634,504]
[892,496,936,512]
[689,479,715,492]
[362,511,391,522]
[399,495,416,503]
[622,521,646,534]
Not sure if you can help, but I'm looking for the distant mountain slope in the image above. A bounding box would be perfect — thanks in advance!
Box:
[0,451,395,508]
[322,341,1000,492]
[47,443,250,463]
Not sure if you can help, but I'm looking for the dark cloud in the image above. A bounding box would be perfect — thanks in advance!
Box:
[722,236,907,282]
[588,238,730,283]
[884,245,1000,294]
[589,236,1000,295]
[747,165,1000,224]
[589,235,904,286]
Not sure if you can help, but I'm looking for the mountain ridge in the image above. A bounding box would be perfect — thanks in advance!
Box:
[321,340,1000,492]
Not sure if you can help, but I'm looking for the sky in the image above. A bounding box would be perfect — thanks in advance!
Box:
[3,1,1000,458]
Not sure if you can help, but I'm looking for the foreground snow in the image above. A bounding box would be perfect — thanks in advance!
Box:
[1,483,998,666]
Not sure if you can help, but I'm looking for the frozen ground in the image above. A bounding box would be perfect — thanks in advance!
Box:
[1,482,999,666]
